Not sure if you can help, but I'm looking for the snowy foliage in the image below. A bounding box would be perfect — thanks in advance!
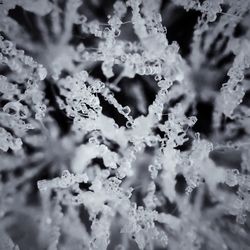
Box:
[0,0,250,249]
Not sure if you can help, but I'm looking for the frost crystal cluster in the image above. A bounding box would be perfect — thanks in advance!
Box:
[1,0,250,249]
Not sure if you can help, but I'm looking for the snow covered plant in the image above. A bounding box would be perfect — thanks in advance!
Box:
[1,0,250,249]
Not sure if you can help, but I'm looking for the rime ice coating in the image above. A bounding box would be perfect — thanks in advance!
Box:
[0,0,250,250]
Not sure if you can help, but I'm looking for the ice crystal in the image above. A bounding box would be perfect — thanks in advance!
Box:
[0,0,250,249]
